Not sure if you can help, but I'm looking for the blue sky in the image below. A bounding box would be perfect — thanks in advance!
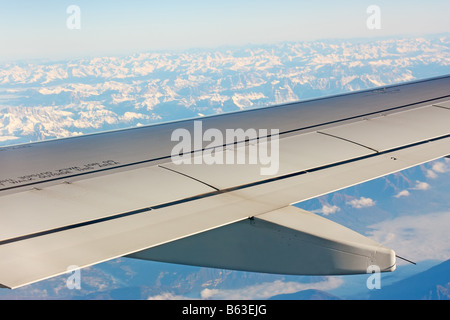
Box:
[0,0,449,61]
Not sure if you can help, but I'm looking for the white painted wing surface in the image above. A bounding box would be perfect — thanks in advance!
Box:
[0,75,449,289]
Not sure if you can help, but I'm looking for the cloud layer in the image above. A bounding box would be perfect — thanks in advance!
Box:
[426,159,450,179]
[199,278,343,300]
[366,211,450,263]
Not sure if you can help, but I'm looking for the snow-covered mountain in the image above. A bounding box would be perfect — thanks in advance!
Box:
[1,34,449,146]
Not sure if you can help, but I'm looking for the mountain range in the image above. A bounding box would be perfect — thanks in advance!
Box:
[368,259,450,300]
[268,259,450,300]
[0,34,449,146]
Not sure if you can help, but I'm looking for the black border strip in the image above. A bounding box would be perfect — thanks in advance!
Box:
[1,133,449,246]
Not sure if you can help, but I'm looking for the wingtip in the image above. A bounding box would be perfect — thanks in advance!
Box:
[385,249,397,272]
[373,247,397,273]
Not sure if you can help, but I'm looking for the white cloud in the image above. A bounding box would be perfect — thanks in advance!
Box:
[412,181,430,190]
[0,135,19,142]
[425,160,449,179]
[322,205,340,215]
[366,211,450,263]
[199,278,343,300]
[346,196,376,209]
[425,169,438,179]
[147,292,194,300]
[432,161,449,173]
[312,204,341,216]
[201,288,220,299]
[394,190,410,198]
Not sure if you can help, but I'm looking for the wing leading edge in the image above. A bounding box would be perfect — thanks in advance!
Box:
[0,75,449,289]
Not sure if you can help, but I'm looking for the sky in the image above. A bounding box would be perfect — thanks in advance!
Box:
[0,0,449,61]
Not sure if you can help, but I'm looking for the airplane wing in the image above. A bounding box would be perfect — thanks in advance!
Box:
[1,75,449,289]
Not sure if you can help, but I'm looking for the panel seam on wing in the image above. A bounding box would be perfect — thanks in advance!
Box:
[316,131,380,153]
[157,164,220,191]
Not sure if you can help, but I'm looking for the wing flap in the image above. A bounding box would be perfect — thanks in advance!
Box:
[434,101,450,109]
[320,105,450,152]
[232,136,450,207]
[0,192,273,289]
[163,131,375,190]
[0,165,215,242]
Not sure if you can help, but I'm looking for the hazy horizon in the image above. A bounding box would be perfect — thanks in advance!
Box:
[1,0,449,62]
